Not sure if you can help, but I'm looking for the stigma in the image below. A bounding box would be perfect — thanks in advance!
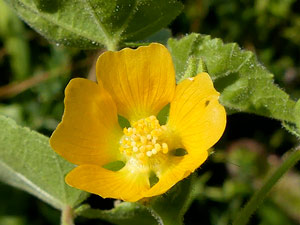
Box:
[119,115,169,161]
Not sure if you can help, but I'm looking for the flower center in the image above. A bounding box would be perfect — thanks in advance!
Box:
[119,115,169,161]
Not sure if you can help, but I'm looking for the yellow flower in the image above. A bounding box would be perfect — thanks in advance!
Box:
[50,43,226,202]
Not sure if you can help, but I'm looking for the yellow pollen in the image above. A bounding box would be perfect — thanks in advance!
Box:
[154,143,161,151]
[139,146,146,152]
[119,115,169,160]
[162,143,168,154]
[151,149,157,154]
[152,138,157,144]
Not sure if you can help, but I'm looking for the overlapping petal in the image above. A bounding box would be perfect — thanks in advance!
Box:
[145,151,208,197]
[50,78,123,166]
[96,43,176,123]
[167,73,226,154]
[66,164,150,202]
[145,73,226,196]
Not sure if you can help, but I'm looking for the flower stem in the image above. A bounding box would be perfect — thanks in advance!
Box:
[232,147,300,225]
[61,205,75,225]
[106,40,118,51]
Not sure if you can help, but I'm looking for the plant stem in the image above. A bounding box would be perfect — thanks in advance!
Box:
[106,40,118,51]
[232,147,300,225]
[61,205,75,225]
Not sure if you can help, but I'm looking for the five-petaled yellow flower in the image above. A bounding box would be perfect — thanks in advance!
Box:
[50,43,226,202]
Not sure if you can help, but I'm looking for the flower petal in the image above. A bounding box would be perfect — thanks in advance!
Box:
[145,151,208,197]
[50,78,123,166]
[66,164,150,202]
[96,43,176,123]
[167,73,226,153]
[144,73,226,197]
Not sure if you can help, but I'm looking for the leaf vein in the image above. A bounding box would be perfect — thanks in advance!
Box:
[15,0,104,45]
[83,0,112,46]
[0,160,62,209]
[115,0,138,39]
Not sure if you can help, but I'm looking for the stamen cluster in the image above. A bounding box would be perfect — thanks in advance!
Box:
[120,115,168,160]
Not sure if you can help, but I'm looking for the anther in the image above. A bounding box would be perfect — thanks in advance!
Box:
[155,143,161,151]
[162,143,168,154]
[119,115,169,160]
[132,134,139,141]
[152,137,157,144]
[127,127,133,135]
[140,136,147,144]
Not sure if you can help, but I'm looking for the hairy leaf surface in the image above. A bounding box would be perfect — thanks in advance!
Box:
[168,34,298,136]
[0,115,88,210]
[4,0,182,49]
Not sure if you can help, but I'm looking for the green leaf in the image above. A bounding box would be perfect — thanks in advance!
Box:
[0,115,88,210]
[148,176,197,225]
[4,0,183,50]
[293,98,300,135]
[282,121,300,138]
[168,33,297,132]
[75,202,157,225]
[125,28,172,47]
[282,98,300,138]
[142,29,172,46]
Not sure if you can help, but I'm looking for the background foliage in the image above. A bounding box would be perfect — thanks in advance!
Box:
[0,0,300,224]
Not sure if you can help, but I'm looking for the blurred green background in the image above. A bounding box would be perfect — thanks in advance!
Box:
[0,0,300,224]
